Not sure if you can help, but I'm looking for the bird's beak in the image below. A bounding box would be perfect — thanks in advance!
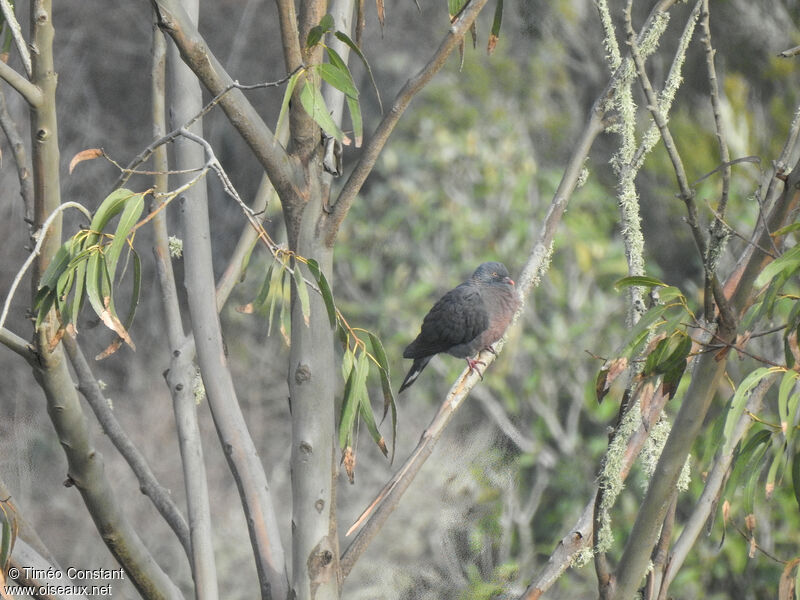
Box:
[506,277,515,286]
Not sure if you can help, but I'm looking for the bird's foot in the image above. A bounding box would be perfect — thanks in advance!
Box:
[465,357,486,379]
[483,345,498,356]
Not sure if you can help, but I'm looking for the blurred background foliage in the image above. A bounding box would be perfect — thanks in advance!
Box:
[2,0,800,598]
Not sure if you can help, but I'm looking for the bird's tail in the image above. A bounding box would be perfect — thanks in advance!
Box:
[399,356,432,393]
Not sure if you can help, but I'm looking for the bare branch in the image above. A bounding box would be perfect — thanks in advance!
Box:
[0,327,34,361]
[326,0,491,244]
[0,202,92,334]
[150,0,303,200]
[656,373,776,599]
[168,28,288,597]
[0,60,42,106]
[342,98,607,581]
[0,86,34,222]
[274,0,303,72]
[62,333,192,555]
[0,0,32,76]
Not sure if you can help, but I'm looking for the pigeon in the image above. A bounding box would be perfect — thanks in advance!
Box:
[399,262,519,393]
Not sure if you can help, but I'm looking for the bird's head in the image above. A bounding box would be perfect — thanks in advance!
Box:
[473,262,515,287]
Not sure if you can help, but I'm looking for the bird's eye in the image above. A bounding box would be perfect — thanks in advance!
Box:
[491,272,497,277]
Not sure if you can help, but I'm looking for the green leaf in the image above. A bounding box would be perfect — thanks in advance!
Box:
[765,440,784,499]
[341,346,355,382]
[299,78,344,141]
[359,390,388,457]
[655,333,692,375]
[121,249,142,333]
[307,258,337,328]
[318,62,359,99]
[266,260,286,336]
[723,367,778,453]
[90,188,138,234]
[275,69,303,147]
[253,262,275,310]
[339,351,368,449]
[86,250,107,318]
[487,0,503,54]
[105,191,145,280]
[369,331,396,461]
[34,291,55,331]
[614,275,668,291]
[293,265,311,327]
[345,95,363,148]
[334,31,383,113]
[38,242,72,291]
[728,429,771,497]
[772,222,800,237]
[54,267,75,316]
[793,449,800,512]
[307,14,335,47]
[755,246,800,288]
[779,370,798,431]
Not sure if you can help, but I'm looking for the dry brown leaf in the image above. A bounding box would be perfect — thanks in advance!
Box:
[779,557,800,600]
[343,446,356,484]
[69,148,104,174]
[487,34,499,55]
[95,338,123,361]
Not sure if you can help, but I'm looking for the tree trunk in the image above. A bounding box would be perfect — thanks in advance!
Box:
[288,179,341,600]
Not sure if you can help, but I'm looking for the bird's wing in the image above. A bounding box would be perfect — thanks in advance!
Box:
[403,284,488,358]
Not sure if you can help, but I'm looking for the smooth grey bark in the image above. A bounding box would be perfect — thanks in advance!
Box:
[287,196,340,600]
[154,19,219,598]
[168,1,288,597]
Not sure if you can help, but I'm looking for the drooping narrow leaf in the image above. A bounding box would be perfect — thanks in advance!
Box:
[253,262,275,311]
[341,346,355,382]
[488,0,503,54]
[307,258,337,327]
[369,331,397,461]
[792,450,800,511]
[779,370,798,432]
[299,78,344,141]
[334,31,383,113]
[765,442,784,499]
[727,429,771,498]
[724,367,778,452]
[293,264,311,327]
[345,95,363,148]
[105,192,145,279]
[614,275,669,290]
[266,261,286,336]
[90,188,138,233]
[86,250,107,319]
[318,61,359,99]
[339,361,359,449]
[359,392,388,457]
[275,69,304,147]
[38,242,72,291]
[755,245,800,287]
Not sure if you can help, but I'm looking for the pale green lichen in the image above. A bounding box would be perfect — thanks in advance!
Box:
[596,397,643,554]
[168,236,183,258]
[639,416,692,493]
[193,367,206,405]
[596,0,622,70]
[570,545,595,568]
[576,165,589,189]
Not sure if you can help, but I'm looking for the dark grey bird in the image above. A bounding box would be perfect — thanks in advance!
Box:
[399,262,519,393]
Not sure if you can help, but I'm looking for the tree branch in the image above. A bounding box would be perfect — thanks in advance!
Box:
[150,0,304,201]
[326,0,491,245]
[611,160,800,600]
[341,97,607,581]
[656,374,775,600]
[168,17,288,597]
[0,86,35,223]
[62,333,192,556]
[274,0,303,73]
[0,60,42,106]
[152,21,219,597]
[0,0,32,77]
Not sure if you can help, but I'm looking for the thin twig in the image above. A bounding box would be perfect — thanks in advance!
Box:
[0,60,42,106]
[701,0,732,269]
[62,333,192,555]
[656,374,775,598]
[0,0,32,76]
[0,87,35,223]
[0,202,92,332]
